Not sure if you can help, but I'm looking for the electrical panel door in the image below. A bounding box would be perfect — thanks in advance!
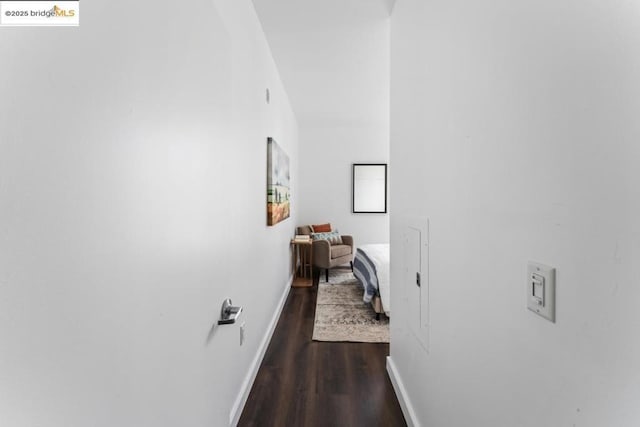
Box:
[403,216,429,351]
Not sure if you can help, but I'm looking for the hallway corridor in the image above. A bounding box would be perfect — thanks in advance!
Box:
[238,273,406,426]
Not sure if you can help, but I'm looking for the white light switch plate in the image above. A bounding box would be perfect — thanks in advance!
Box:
[527,262,555,323]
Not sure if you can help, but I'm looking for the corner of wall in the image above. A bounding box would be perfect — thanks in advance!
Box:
[386,356,419,427]
[229,276,292,426]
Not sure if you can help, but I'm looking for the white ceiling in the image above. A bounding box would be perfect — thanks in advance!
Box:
[252,0,393,125]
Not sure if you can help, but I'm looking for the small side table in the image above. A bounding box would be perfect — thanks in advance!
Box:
[290,239,313,287]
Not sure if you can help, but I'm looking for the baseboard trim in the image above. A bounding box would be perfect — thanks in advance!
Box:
[387,356,420,427]
[228,276,292,426]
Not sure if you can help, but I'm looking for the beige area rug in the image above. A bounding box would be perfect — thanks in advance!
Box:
[312,269,389,343]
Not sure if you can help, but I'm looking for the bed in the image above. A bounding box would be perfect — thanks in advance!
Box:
[353,243,390,318]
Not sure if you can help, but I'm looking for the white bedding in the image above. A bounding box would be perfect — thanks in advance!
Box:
[357,243,390,315]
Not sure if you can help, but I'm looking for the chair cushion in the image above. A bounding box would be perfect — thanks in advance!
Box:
[311,223,332,232]
[330,244,352,259]
[311,231,343,245]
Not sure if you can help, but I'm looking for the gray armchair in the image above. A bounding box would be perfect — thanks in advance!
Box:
[296,225,354,282]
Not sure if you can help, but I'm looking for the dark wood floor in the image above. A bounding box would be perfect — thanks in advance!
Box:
[238,270,406,427]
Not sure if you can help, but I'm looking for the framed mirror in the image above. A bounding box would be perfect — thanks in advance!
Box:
[352,163,387,213]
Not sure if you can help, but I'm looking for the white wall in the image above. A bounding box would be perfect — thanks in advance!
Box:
[390,1,640,426]
[298,119,389,245]
[0,1,297,426]
[295,18,391,246]
[252,0,391,246]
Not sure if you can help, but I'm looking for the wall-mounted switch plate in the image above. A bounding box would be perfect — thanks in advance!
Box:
[527,262,555,322]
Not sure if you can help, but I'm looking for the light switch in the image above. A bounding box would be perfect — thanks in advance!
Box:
[527,262,555,322]
[532,274,544,304]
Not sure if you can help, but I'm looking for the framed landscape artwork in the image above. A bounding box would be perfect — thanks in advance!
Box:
[267,137,290,226]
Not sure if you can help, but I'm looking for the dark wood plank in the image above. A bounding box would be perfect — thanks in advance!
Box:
[238,270,406,427]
